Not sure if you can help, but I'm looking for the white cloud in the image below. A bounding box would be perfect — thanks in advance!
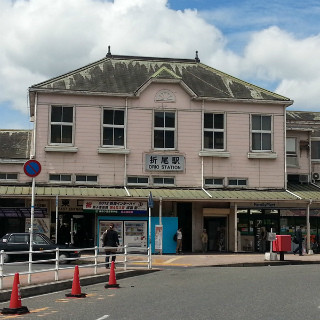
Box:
[1,0,320,119]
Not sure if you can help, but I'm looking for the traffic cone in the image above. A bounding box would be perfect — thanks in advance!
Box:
[104,261,120,289]
[65,265,86,298]
[1,273,29,315]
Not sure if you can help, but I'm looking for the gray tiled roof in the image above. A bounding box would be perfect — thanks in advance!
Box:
[0,130,32,160]
[286,111,320,136]
[0,185,312,202]
[29,54,291,103]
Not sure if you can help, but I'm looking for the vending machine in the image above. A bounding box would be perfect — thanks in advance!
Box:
[123,221,148,248]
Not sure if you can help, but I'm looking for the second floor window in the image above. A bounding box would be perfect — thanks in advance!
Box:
[311,140,320,160]
[103,109,125,147]
[50,106,74,144]
[251,115,272,151]
[154,111,175,149]
[204,113,224,149]
[286,137,298,166]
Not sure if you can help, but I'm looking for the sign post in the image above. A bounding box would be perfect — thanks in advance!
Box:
[148,192,153,268]
[23,159,41,283]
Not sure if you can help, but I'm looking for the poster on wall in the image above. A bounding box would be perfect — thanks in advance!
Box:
[155,225,163,251]
[25,218,50,238]
[98,221,123,252]
[123,221,147,248]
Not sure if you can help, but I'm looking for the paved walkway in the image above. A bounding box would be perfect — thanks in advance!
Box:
[1,252,320,302]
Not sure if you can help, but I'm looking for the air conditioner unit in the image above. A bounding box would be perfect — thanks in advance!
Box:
[299,174,310,184]
[312,172,320,181]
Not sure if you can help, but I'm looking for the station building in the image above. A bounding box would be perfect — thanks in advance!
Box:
[1,50,320,253]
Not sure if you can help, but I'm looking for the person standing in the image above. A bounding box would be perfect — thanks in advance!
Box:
[260,226,267,253]
[102,223,120,268]
[201,229,208,253]
[176,228,183,254]
[293,226,303,256]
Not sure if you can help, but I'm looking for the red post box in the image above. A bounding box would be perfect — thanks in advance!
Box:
[272,235,291,252]
[272,235,291,260]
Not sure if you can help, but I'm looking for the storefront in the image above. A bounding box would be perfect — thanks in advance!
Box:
[237,206,320,253]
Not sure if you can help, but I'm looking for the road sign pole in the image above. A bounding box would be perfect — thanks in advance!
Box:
[148,192,153,269]
[28,177,35,284]
[23,159,41,285]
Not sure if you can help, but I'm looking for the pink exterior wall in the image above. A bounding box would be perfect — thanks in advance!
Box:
[33,83,286,189]
[287,131,310,176]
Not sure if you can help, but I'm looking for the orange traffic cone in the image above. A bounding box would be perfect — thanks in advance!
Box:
[1,273,29,314]
[105,261,120,289]
[65,265,86,298]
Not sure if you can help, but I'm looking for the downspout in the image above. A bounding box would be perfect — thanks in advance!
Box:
[124,97,130,197]
[284,105,287,189]
[308,130,312,180]
[201,99,212,198]
[285,189,302,200]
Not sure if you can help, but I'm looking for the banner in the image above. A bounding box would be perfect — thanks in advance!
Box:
[84,200,147,214]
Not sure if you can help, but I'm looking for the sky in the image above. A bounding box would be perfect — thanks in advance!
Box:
[1,0,320,129]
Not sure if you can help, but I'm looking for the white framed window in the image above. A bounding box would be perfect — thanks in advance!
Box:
[286,137,298,167]
[204,178,224,187]
[251,114,272,151]
[153,177,175,185]
[102,109,125,147]
[75,175,98,184]
[311,139,320,161]
[154,111,176,149]
[228,178,247,187]
[49,174,72,183]
[0,173,18,181]
[50,105,74,144]
[127,176,149,185]
[203,113,225,150]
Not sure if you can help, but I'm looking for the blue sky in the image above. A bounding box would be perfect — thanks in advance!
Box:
[1,0,320,129]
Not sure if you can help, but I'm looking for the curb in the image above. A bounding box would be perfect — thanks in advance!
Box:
[210,260,320,267]
[0,269,159,303]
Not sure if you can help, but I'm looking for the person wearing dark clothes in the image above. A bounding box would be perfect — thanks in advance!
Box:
[102,223,120,268]
[293,226,303,256]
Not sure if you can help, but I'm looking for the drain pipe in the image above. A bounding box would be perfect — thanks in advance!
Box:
[123,97,130,197]
[200,99,212,199]
[285,189,302,200]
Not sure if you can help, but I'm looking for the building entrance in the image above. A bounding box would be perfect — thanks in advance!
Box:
[204,217,227,252]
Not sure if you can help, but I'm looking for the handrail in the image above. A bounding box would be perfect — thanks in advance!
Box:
[0,245,151,290]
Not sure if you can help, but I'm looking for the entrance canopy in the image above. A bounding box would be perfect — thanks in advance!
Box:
[0,184,319,203]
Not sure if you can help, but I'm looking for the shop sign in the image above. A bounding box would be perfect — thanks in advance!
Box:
[83,200,147,214]
[254,203,276,208]
[145,154,185,171]
[58,199,83,212]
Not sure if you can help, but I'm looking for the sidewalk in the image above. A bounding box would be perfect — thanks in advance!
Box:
[1,252,320,302]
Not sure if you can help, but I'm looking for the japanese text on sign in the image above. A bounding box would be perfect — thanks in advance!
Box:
[145,154,185,171]
[83,200,147,214]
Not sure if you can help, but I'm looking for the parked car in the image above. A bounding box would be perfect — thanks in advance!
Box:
[0,232,81,263]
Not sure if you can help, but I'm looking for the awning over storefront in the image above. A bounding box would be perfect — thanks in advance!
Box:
[1,184,319,202]
[0,207,46,218]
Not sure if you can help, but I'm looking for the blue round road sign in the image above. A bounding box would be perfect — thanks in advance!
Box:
[24,160,41,178]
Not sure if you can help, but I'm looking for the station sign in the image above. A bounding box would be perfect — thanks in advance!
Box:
[145,154,185,171]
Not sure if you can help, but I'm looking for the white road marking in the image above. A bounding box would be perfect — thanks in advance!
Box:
[96,315,110,320]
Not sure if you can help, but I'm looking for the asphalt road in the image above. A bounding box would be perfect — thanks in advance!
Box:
[1,265,320,320]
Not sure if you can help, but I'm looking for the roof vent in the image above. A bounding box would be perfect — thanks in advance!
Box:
[195,50,200,63]
[106,45,112,57]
